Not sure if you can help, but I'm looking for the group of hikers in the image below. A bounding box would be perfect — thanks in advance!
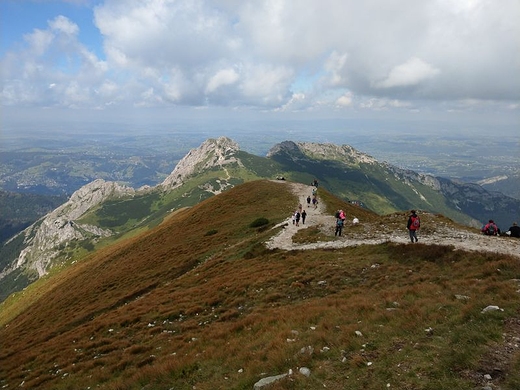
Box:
[292,204,307,226]
[291,180,519,241]
[292,181,320,226]
[481,220,520,238]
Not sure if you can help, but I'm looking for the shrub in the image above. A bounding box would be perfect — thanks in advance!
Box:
[249,217,269,228]
[204,229,218,236]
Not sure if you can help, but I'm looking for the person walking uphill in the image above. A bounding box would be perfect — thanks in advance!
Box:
[407,210,420,243]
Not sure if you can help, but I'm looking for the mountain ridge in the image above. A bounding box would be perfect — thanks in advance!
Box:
[1,136,518,302]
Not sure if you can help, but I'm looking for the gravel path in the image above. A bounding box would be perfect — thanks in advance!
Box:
[265,181,520,258]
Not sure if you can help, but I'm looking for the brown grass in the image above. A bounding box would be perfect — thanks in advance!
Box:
[1,180,519,390]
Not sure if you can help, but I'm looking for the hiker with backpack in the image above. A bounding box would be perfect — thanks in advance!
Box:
[407,210,420,243]
[481,220,499,236]
[335,218,344,236]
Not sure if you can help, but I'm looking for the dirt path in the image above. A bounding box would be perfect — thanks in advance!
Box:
[265,181,520,258]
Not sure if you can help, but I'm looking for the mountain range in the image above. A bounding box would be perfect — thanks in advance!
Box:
[1,137,518,302]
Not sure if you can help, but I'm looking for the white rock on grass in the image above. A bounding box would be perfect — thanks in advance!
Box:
[481,305,503,313]
[253,374,287,389]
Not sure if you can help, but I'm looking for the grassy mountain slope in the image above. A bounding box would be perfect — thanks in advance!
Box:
[267,142,512,227]
[1,180,519,390]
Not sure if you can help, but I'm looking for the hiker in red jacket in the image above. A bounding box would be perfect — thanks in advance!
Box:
[407,210,420,243]
[481,220,499,236]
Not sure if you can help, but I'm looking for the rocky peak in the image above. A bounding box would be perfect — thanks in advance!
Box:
[266,141,301,157]
[161,136,241,190]
[4,179,136,279]
[268,141,378,165]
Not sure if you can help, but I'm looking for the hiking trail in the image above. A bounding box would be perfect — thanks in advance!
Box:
[265,181,520,258]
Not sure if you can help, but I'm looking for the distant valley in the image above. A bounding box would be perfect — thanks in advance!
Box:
[1,129,518,199]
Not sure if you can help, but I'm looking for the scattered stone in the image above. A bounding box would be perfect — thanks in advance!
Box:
[355,331,363,337]
[481,305,503,313]
[317,280,327,286]
[483,374,492,380]
[253,374,287,389]
[455,295,470,300]
[299,367,311,377]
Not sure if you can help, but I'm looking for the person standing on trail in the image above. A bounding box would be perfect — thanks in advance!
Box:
[312,196,318,209]
[407,210,420,243]
[335,218,344,236]
[301,210,307,224]
[295,211,301,226]
[307,196,311,207]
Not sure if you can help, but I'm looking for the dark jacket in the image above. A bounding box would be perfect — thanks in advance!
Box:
[509,225,520,238]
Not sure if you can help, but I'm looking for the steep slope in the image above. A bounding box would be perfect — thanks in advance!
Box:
[1,180,519,390]
[0,137,280,301]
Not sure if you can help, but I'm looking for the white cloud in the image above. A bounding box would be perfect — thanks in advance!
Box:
[374,57,440,89]
[335,92,353,107]
[1,0,519,117]
[206,68,239,94]
[49,15,79,35]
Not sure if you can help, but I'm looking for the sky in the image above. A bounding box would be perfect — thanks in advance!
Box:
[1,0,519,136]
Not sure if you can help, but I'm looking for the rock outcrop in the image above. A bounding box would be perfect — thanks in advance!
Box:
[2,179,135,279]
[161,137,241,190]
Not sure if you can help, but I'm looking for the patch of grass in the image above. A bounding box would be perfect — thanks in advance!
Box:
[204,229,218,236]
[250,217,269,228]
[292,225,334,244]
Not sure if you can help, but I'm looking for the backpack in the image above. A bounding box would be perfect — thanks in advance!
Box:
[486,224,496,235]
[410,215,420,229]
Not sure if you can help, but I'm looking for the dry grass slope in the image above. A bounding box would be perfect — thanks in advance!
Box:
[1,180,519,390]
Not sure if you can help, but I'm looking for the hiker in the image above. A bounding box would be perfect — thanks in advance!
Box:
[339,210,346,221]
[335,218,344,236]
[312,196,318,209]
[298,203,303,213]
[407,210,420,243]
[301,210,307,224]
[292,212,296,225]
[481,220,499,236]
[307,196,311,207]
[295,211,301,226]
[507,222,520,238]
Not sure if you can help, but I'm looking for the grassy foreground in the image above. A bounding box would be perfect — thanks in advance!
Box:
[1,180,519,389]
